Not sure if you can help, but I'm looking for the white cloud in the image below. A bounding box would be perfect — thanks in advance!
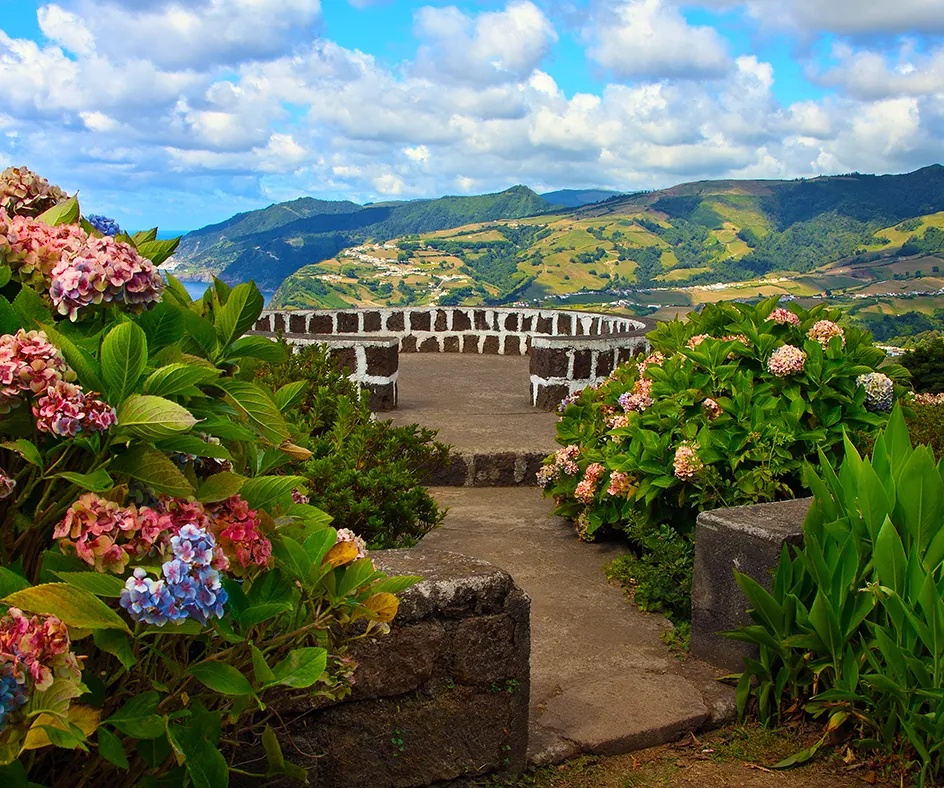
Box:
[37,4,95,55]
[788,0,944,36]
[587,0,732,81]
[413,1,557,84]
[817,41,944,100]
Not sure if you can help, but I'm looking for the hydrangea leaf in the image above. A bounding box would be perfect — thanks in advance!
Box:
[115,395,198,440]
[3,583,130,632]
[100,322,148,403]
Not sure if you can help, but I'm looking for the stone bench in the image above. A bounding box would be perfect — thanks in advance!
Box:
[691,498,810,671]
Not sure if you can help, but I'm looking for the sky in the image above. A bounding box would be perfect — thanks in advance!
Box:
[0,1,943,232]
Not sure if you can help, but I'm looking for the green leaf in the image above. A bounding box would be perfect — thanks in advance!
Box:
[0,295,19,335]
[215,282,264,349]
[772,737,825,769]
[0,265,11,288]
[224,335,287,363]
[96,727,129,770]
[13,286,51,329]
[188,662,254,697]
[101,322,148,403]
[131,228,158,245]
[3,583,130,632]
[1,439,43,469]
[53,571,125,598]
[136,237,180,266]
[54,468,113,492]
[371,575,422,595]
[116,394,198,440]
[0,567,30,597]
[195,471,247,504]
[163,273,194,308]
[38,196,79,226]
[120,444,194,497]
[874,515,907,593]
[92,629,136,670]
[217,379,289,445]
[106,693,164,739]
[239,602,293,629]
[240,475,307,512]
[250,643,275,686]
[273,381,307,412]
[136,302,185,351]
[40,324,105,393]
[267,647,327,689]
[180,310,218,357]
[142,364,219,398]
[167,730,229,788]
[155,434,232,461]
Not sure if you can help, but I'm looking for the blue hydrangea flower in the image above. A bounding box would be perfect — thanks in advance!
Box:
[120,525,227,627]
[857,372,894,412]
[85,214,123,237]
[0,663,28,731]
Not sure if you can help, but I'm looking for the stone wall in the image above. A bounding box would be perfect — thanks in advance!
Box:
[253,307,651,411]
[529,333,650,410]
[248,549,531,787]
[690,498,810,671]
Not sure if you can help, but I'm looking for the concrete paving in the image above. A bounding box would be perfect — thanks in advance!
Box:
[391,354,734,764]
[419,487,735,765]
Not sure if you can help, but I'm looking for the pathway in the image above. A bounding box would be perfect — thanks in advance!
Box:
[389,354,734,765]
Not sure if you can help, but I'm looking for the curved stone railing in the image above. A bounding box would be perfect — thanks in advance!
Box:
[252,307,651,411]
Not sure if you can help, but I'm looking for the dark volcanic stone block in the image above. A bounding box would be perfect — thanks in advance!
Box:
[503,336,521,355]
[594,351,614,378]
[691,499,809,671]
[474,310,489,330]
[435,310,448,332]
[572,349,592,380]
[462,335,480,353]
[337,312,359,333]
[520,315,533,332]
[617,347,635,364]
[310,314,333,334]
[350,621,445,699]
[531,346,568,378]
[534,383,569,411]
[452,614,518,684]
[411,311,431,331]
[504,313,519,331]
[365,381,397,411]
[254,315,271,331]
[365,344,397,376]
[289,313,306,333]
[363,311,382,332]
[330,346,357,372]
[443,336,460,353]
[273,313,285,332]
[575,317,585,336]
[400,335,417,353]
[419,337,439,353]
[556,313,573,335]
[424,453,470,486]
[536,315,553,334]
[482,335,500,354]
[452,310,472,331]
[386,311,405,331]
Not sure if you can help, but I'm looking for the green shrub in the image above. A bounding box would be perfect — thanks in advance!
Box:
[541,298,907,618]
[730,409,944,784]
[901,337,944,393]
[256,344,449,547]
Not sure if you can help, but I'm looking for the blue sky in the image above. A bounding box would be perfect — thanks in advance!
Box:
[1,0,943,231]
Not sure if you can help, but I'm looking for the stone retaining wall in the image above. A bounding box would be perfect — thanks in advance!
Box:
[247,549,530,787]
[529,333,650,410]
[691,498,810,671]
[253,307,651,411]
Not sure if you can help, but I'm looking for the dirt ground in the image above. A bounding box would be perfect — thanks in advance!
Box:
[476,723,909,788]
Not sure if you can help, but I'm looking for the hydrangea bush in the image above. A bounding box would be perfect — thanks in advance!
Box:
[542,298,906,617]
[0,168,414,785]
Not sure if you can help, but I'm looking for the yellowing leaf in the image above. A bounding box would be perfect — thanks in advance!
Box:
[364,593,399,623]
[279,441,313,461]
[322,542,359,569]
[22,705,100,751]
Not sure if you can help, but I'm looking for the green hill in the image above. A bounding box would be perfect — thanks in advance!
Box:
[171,186,551,290]
[269,166,944,313]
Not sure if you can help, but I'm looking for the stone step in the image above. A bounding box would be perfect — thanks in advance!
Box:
[425,450,546,487]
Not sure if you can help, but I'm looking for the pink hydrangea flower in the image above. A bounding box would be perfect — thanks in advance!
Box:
[619,378,654,413]
[0,329,73,413]
[769,307,801,327]
[0,166,68,218]
[673,442,704,480]
[575,462,605,503]
[703,398,723,420]
[206,494,272,571]
[32,380,116,437]
[606,471,634,497]
[687,334,710,349]
[0,608,80,706]
[536,464,559,488]
[553,445,580,475]
[637,351,665,377]
[767,345,807,377]
[807,320,845,349]
[911,392,944,406]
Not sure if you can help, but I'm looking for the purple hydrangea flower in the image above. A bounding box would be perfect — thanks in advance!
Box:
[85,214,122,237]
[120,525,227,626]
